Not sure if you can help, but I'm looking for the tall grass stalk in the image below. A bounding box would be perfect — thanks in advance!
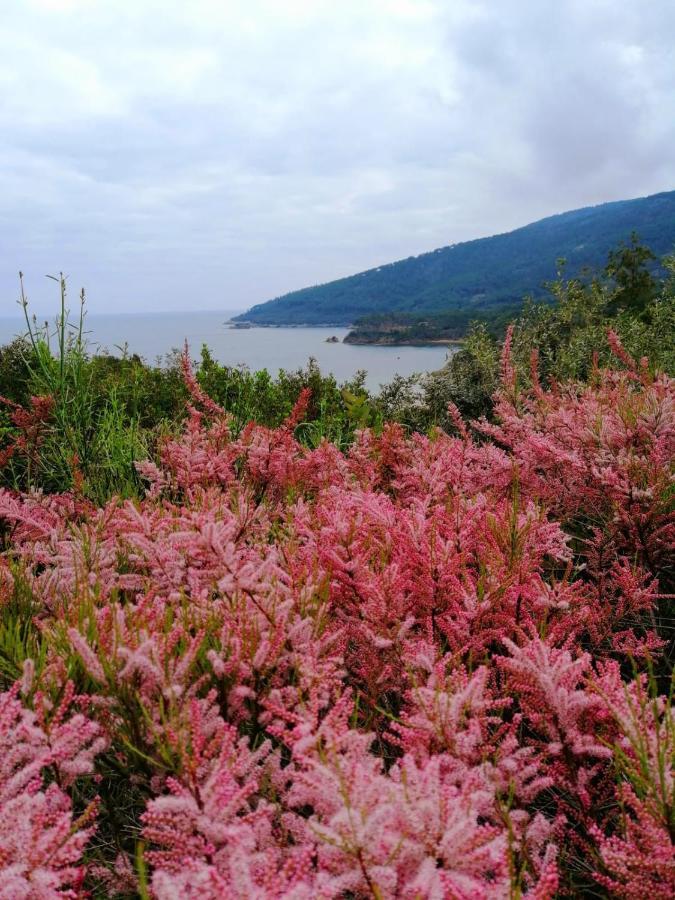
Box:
[16,273,146,500]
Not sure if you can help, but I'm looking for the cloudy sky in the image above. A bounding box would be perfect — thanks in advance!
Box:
[1,0,674,314]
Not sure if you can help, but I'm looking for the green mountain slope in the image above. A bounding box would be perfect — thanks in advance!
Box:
[235,190,675,326]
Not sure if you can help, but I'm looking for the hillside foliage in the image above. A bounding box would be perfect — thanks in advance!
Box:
[236,190,675,326]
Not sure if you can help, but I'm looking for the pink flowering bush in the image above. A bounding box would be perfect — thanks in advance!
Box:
[0,683,103,898]
[0,335,672,896]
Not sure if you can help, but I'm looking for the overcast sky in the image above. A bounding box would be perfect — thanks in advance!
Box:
[1,0,674,314]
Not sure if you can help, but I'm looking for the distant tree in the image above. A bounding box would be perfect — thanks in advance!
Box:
[605,232,658,316]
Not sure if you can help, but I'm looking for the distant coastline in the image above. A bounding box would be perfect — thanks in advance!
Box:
[343,333,464,347]
[228,320,466,346]
[227,320,352,329]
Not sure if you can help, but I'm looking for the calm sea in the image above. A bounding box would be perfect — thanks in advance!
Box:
[0,310,453,392]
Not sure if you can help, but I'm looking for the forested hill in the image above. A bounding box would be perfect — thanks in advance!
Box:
[234,190,675,326]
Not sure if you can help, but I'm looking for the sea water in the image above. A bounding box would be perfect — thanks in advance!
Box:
[0,311,453,393]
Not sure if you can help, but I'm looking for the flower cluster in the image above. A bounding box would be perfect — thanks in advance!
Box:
[0,393,54,471]
[0,336,672,897]
[0,683,104,897]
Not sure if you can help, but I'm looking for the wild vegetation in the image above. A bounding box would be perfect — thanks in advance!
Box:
[0,249,673,897]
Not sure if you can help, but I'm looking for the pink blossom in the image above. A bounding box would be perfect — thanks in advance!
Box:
[0,339,672,894]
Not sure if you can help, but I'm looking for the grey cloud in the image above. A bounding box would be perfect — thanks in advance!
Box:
[1,0,674,314]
